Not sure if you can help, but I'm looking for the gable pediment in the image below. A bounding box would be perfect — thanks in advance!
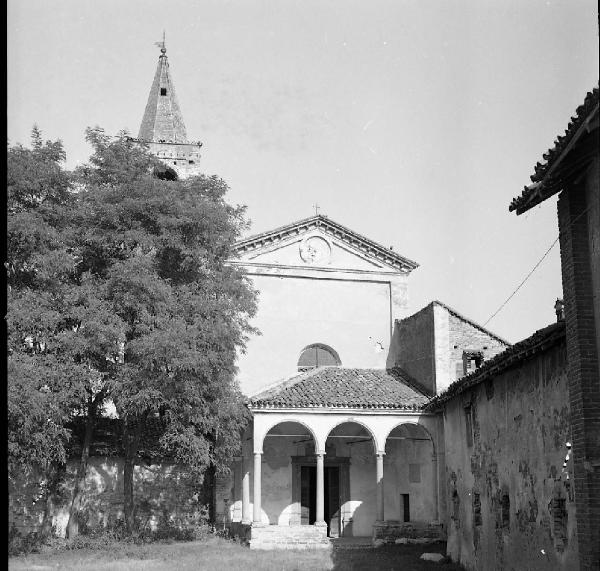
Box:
[231,215,418,273]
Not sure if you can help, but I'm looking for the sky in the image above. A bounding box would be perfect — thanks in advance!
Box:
[7,0,599,343]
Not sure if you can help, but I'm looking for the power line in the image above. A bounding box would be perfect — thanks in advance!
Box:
[482,204,590,330]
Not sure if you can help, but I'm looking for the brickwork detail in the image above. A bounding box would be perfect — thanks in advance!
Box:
[558,178,600,571]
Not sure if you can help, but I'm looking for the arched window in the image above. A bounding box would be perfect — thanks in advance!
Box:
[297,343,341,371]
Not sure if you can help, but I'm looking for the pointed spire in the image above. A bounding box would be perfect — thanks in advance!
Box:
[138,35,188,143]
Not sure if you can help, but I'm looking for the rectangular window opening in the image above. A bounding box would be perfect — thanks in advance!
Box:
[160,87,167,96]
[473,492,482,526]
[465,405,474,447]
[501,494,510,528]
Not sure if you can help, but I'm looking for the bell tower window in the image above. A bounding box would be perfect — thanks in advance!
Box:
[160,87,167,96]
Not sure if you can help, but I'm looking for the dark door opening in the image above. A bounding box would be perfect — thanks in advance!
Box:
[300,465,316,524]
[300,465,340,537]
[325,466,340,537]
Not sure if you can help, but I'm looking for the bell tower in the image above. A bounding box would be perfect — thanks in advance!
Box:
[138,35,202,179]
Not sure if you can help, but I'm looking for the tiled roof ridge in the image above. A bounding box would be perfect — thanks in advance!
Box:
[249,367,430,411]
[232,214,419,272]
[432,300,511,346]
[425,320,566,411]
[510,85,599,214]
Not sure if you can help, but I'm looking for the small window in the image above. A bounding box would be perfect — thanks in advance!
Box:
[462,350,484,375]
[473,492,482,526]
[465,405,474,447]
[160,87,167,96]
[297,344,340,371]
[501,494,510,528]
[188,160,195,164]
[402,494,410,522]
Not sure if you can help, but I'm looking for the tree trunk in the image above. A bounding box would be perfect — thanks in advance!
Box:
[66,397,98,539]
[40,463,66,538]
[123,416,143,534]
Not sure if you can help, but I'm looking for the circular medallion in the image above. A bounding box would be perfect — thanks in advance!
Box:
[299,236,331,264]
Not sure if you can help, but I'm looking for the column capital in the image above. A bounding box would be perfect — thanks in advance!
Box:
[376,451,386,457]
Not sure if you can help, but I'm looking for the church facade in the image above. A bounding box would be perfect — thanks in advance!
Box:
[134,45,513,550]
[213,216,508,548]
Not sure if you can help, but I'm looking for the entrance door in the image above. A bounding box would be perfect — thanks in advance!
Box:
[325,466,340,538]
[300,465,316,524]
[300,465,341,537]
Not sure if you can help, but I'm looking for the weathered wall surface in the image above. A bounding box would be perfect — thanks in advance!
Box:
[442,342,578,570]
[444,312,508,391]
[390,302,508,396]
[389,304,435,392]
[9,457,204,537]
[384,437,436,523]
[237,275,394,396]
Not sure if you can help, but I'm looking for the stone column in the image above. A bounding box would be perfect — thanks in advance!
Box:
[253,452,262,523]
[376,452,385,522]
[432,452,439,521]
[242,455,251,524]
[316,453,325,525]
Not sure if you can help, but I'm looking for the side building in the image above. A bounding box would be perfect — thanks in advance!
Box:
[426,317,576,570]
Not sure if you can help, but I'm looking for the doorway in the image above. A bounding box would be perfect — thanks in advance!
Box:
[300,465,340,537]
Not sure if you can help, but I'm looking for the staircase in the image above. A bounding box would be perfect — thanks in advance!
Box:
[249,524,331,550]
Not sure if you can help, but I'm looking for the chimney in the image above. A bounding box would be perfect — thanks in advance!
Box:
[554,298,565,322]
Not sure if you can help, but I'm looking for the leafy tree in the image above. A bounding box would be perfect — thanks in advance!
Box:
[70,129,257,531]
[6,128,100,537]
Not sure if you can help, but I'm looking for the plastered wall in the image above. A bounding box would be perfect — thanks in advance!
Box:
[442,342,578,570]
[9,457,204,537]
[237,275,395,395]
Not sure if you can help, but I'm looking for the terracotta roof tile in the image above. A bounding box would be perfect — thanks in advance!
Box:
[249,367,430,410]
[510,85,599,214]
[425,321,566,411]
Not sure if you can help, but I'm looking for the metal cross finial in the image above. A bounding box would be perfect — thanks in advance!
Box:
[155,30,167,53]
[313,203,320,216]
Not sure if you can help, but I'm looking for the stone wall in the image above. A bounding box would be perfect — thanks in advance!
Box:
[9,457,206,537]
[391,301,508,395]
[442,341,578,570]
[390,304,436,392]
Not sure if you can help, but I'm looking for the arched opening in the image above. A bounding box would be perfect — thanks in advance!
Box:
[259,421,317,526]
[153,165,178,181]
[384,423,436,524]
[297,343,341,371]
[323,422,376,538]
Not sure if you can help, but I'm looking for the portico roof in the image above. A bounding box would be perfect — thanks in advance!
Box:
[248,367,431,411]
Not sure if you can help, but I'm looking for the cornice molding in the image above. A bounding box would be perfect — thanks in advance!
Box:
[233,215,418,273]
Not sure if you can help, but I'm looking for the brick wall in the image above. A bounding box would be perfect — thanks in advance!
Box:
[557,159,600,571]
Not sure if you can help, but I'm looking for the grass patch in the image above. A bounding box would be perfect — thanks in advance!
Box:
[9,536,464,571]
[9,535,334,571]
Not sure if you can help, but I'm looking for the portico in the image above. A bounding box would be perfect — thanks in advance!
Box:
[228,367,444,548]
